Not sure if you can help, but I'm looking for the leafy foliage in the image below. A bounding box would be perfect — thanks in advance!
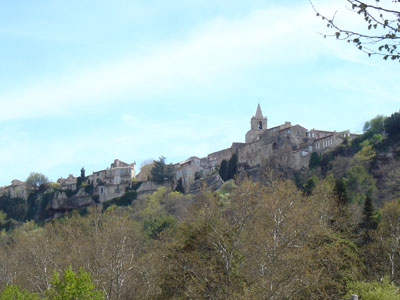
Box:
[346,278,400,300]
[0,285,39,300]
[45,266,104,300]
[309,152,321,169]
[312,0,400,62]
[26,173,48,190]
[150,156,175,185]
[143,214,176,239]
[385,110,400,140]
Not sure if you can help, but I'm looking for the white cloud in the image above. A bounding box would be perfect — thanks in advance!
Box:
[0,2,373,122]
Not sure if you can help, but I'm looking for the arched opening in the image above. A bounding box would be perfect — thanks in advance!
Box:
[272,142,278,151]
[258,121,263,130]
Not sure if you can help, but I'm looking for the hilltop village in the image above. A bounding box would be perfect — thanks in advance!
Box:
[0,105,359,211]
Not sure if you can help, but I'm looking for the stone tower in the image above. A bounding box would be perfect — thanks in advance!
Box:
[245,104,267,143]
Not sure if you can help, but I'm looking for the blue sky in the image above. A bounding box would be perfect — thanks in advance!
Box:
[0,0,398,185]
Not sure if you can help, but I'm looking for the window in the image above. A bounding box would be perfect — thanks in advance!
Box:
[100,188,104,194]
[258,121,263,130]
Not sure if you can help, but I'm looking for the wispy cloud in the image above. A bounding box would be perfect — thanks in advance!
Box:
[0,2,372,122]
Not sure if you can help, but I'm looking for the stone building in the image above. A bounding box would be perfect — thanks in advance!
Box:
[174,156,202,191]
[57,174,78,191]
[0,179,28,199]
[91,159,136,202]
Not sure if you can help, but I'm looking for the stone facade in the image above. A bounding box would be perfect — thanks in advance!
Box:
[91,159,136,202]
[174,156,202,191]
[0,179,28,200]
[57,174,77,191]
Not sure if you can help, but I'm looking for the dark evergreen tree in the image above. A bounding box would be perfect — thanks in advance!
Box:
[319,153,330,176]
[385,111,400,140]
[334,179,348,206]
[308,152,321,170]
[219,159,228,181]
[151,156,175,185]
[359,195,378,244]
[360,195,378,231]
[303,176,318,196]
[227,153,238,180]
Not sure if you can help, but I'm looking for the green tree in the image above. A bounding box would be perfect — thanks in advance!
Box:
[26,172,49,191]
[346,278,400,300]
[143,214,176,239]
[311,0,400,61]
[0,285,39,300]
[344,164,376,204]
[219,159,228,181]
[308,152,321,169]
[360,195,378,231]
[385,111,400,140]
[375,199,400,280]
[150,156,175,185]
[303,176,319,196]
[354,140,376,162]
[227,153,238,180]
[45,266,104,300]
[363,115,387,135]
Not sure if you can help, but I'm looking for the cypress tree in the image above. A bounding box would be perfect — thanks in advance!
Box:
[219,160,228,181]
[227,153,238,180]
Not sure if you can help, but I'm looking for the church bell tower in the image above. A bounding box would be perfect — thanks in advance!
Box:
[245,104,267,143]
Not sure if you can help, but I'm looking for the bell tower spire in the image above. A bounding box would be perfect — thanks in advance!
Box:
[245,104,267,143]
[255,103,263,119]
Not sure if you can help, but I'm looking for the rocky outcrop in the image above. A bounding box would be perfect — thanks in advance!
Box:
[136,181,159,196]
[190,174,224,194]
[51,189,95,211]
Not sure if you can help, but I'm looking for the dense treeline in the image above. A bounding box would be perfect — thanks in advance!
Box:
[1,111,400,299]
[1,178,400,299]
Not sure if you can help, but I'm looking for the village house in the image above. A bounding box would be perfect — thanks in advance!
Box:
[57,174,78,191]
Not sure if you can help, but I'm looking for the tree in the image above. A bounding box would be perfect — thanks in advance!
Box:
[26,173,48,191]
[346,277,400,300]
[375,199,400,280]
[343,164,376,204]
[385,111,400,140]
[309,152,321,169]
[227,153,238,180]
[45,266,104,300]
[150,156,175,185]
[0,285,39,300]
[303,176,319,196]
[360,195,378,230]
[311,0,400,61]
[364,115,387,134]
[219,159,228,181]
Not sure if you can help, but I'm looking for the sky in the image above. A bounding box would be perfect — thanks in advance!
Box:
[0,0,398,186]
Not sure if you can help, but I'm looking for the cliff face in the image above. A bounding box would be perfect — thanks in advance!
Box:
[190,174,224,194]
[51,189,95,212]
